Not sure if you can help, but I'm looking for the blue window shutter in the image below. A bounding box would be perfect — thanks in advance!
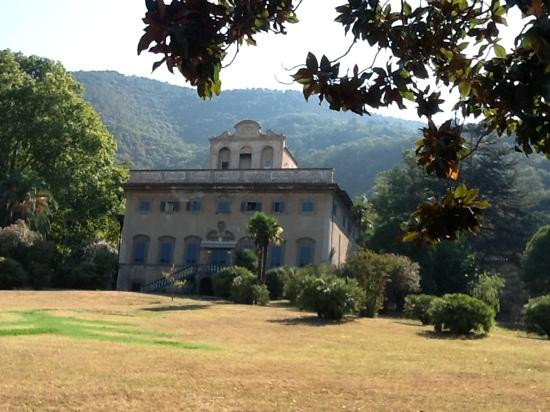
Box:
[134,242,146,263]
[160,201,166,212]
[241,202,246,212]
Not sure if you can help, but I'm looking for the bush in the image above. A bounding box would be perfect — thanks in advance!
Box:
[26,239,57,289]
[282,266,304,303]
[384,254,421,311]
[230,272,269,305]
[344,249,392,317]
[403,294,438,325]
[0,257,28,289]
[297,274,364,320]
[522,225,550,296]
[213,266,253,299]
[233,249,258,273]
[265,267,287,300]
[428,294,495,335]
[0,220,39,259]
[469,272,505,314]
[523,295,550,339]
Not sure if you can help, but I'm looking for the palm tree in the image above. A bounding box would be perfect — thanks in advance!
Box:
[246,212,283,283]
[0,173,55,233]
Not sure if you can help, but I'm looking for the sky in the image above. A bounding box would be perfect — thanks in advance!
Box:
[0,0,524,122]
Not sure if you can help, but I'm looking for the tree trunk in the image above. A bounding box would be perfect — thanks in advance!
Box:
[261,244,268,283]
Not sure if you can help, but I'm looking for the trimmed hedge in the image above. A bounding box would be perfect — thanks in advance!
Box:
[230,272,269,305]
[213,266,253,299]
[297,274,364,320]
[428,294,495,336]
[0,257,28,289]
[403,294,438,325]
[523,295,550,339]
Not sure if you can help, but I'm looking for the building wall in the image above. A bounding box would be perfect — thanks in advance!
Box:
[117,188,339,290]
[329,195,358,268]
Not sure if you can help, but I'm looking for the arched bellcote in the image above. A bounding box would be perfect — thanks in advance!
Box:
[234,120,261,138]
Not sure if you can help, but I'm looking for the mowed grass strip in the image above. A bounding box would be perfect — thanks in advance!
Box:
[0,290,548,411]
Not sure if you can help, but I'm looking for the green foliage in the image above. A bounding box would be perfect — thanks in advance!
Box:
[230,272,269,305]
[469,273,505,314]
[297,273,363,320]
[428,294,495,336]
[213,266,253,299]
[246,212,283,283]
[233,249,258,273]
[0,257,28,289]
[403,294,438,325]
[138,0,550,242]
[384,254,421,311]
[0,220,40,261]
[66,241,118,290]
[25,239,57,290]
[522,225,550,296]
[0,50,127,250]
[344,249,391,317]
[523,295,550,339]
[282,266,305,303]
[265,267,287,300]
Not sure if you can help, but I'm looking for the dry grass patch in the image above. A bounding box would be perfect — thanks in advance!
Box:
[0,290,548,411]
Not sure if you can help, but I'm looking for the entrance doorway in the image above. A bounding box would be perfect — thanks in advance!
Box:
[209,249,231,266]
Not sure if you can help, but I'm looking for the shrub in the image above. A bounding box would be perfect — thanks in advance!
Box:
[233,249,258,273]
[384,254,421,311]
[0,257,28,289]
[265,267,287,300]
[213,266,253,299]
[230,272,269,305]
[469,272,505,314]
[403,294,438,325]
[0,220,40,261]
[297,274,364,320]
[523,295,550,339]
[428,294,495,336]
[26,239,57,289]
[282,266,304,303]
[344,249,392,317]
[522,225,550,296]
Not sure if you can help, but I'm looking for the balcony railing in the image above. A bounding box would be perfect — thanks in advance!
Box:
[127,168,334,186]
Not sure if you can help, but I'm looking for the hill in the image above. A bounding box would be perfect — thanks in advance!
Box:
[73,71,422,196]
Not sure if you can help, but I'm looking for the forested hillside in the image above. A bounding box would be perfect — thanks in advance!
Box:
[73,71,422,195]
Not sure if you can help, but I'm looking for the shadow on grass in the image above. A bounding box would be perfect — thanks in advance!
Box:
[267,300,295,309]
[267,315,355,327]
[417,330,487,340]
[143,304,212,312]
[392,320,424,327]
[518,334,549,341]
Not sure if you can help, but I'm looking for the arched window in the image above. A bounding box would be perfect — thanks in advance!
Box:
[261,146,274,169]
[268,242,285,268]
[296,238,315,267]
[184,236,201,265]
[158,236,175,265]
[132,235,150,264]
[218,147,230,169]
[239,146,252,169]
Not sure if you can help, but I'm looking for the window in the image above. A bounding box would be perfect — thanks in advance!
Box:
[218,147,230,169]
[239,146,252,169]
[269,245,284,267]
[301,200,315,213]
[241,201,262,212]
[186,200,201,212]
[138,199,151,213]
[261,146,274,169]
[297,238,315,267]
[160,201,179,213]
[184,236,201,265]
[132,235,149,264]
[272,201,285,213]
[216,198,231,214]
[158,237,175,265]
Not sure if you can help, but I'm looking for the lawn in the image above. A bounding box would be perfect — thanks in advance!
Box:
[0,291,548,411]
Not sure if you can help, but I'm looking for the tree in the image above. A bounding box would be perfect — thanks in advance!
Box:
[246,212,283,283]
[522,225,550,296]
[137,0,550,242]
[0,50,127,248]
